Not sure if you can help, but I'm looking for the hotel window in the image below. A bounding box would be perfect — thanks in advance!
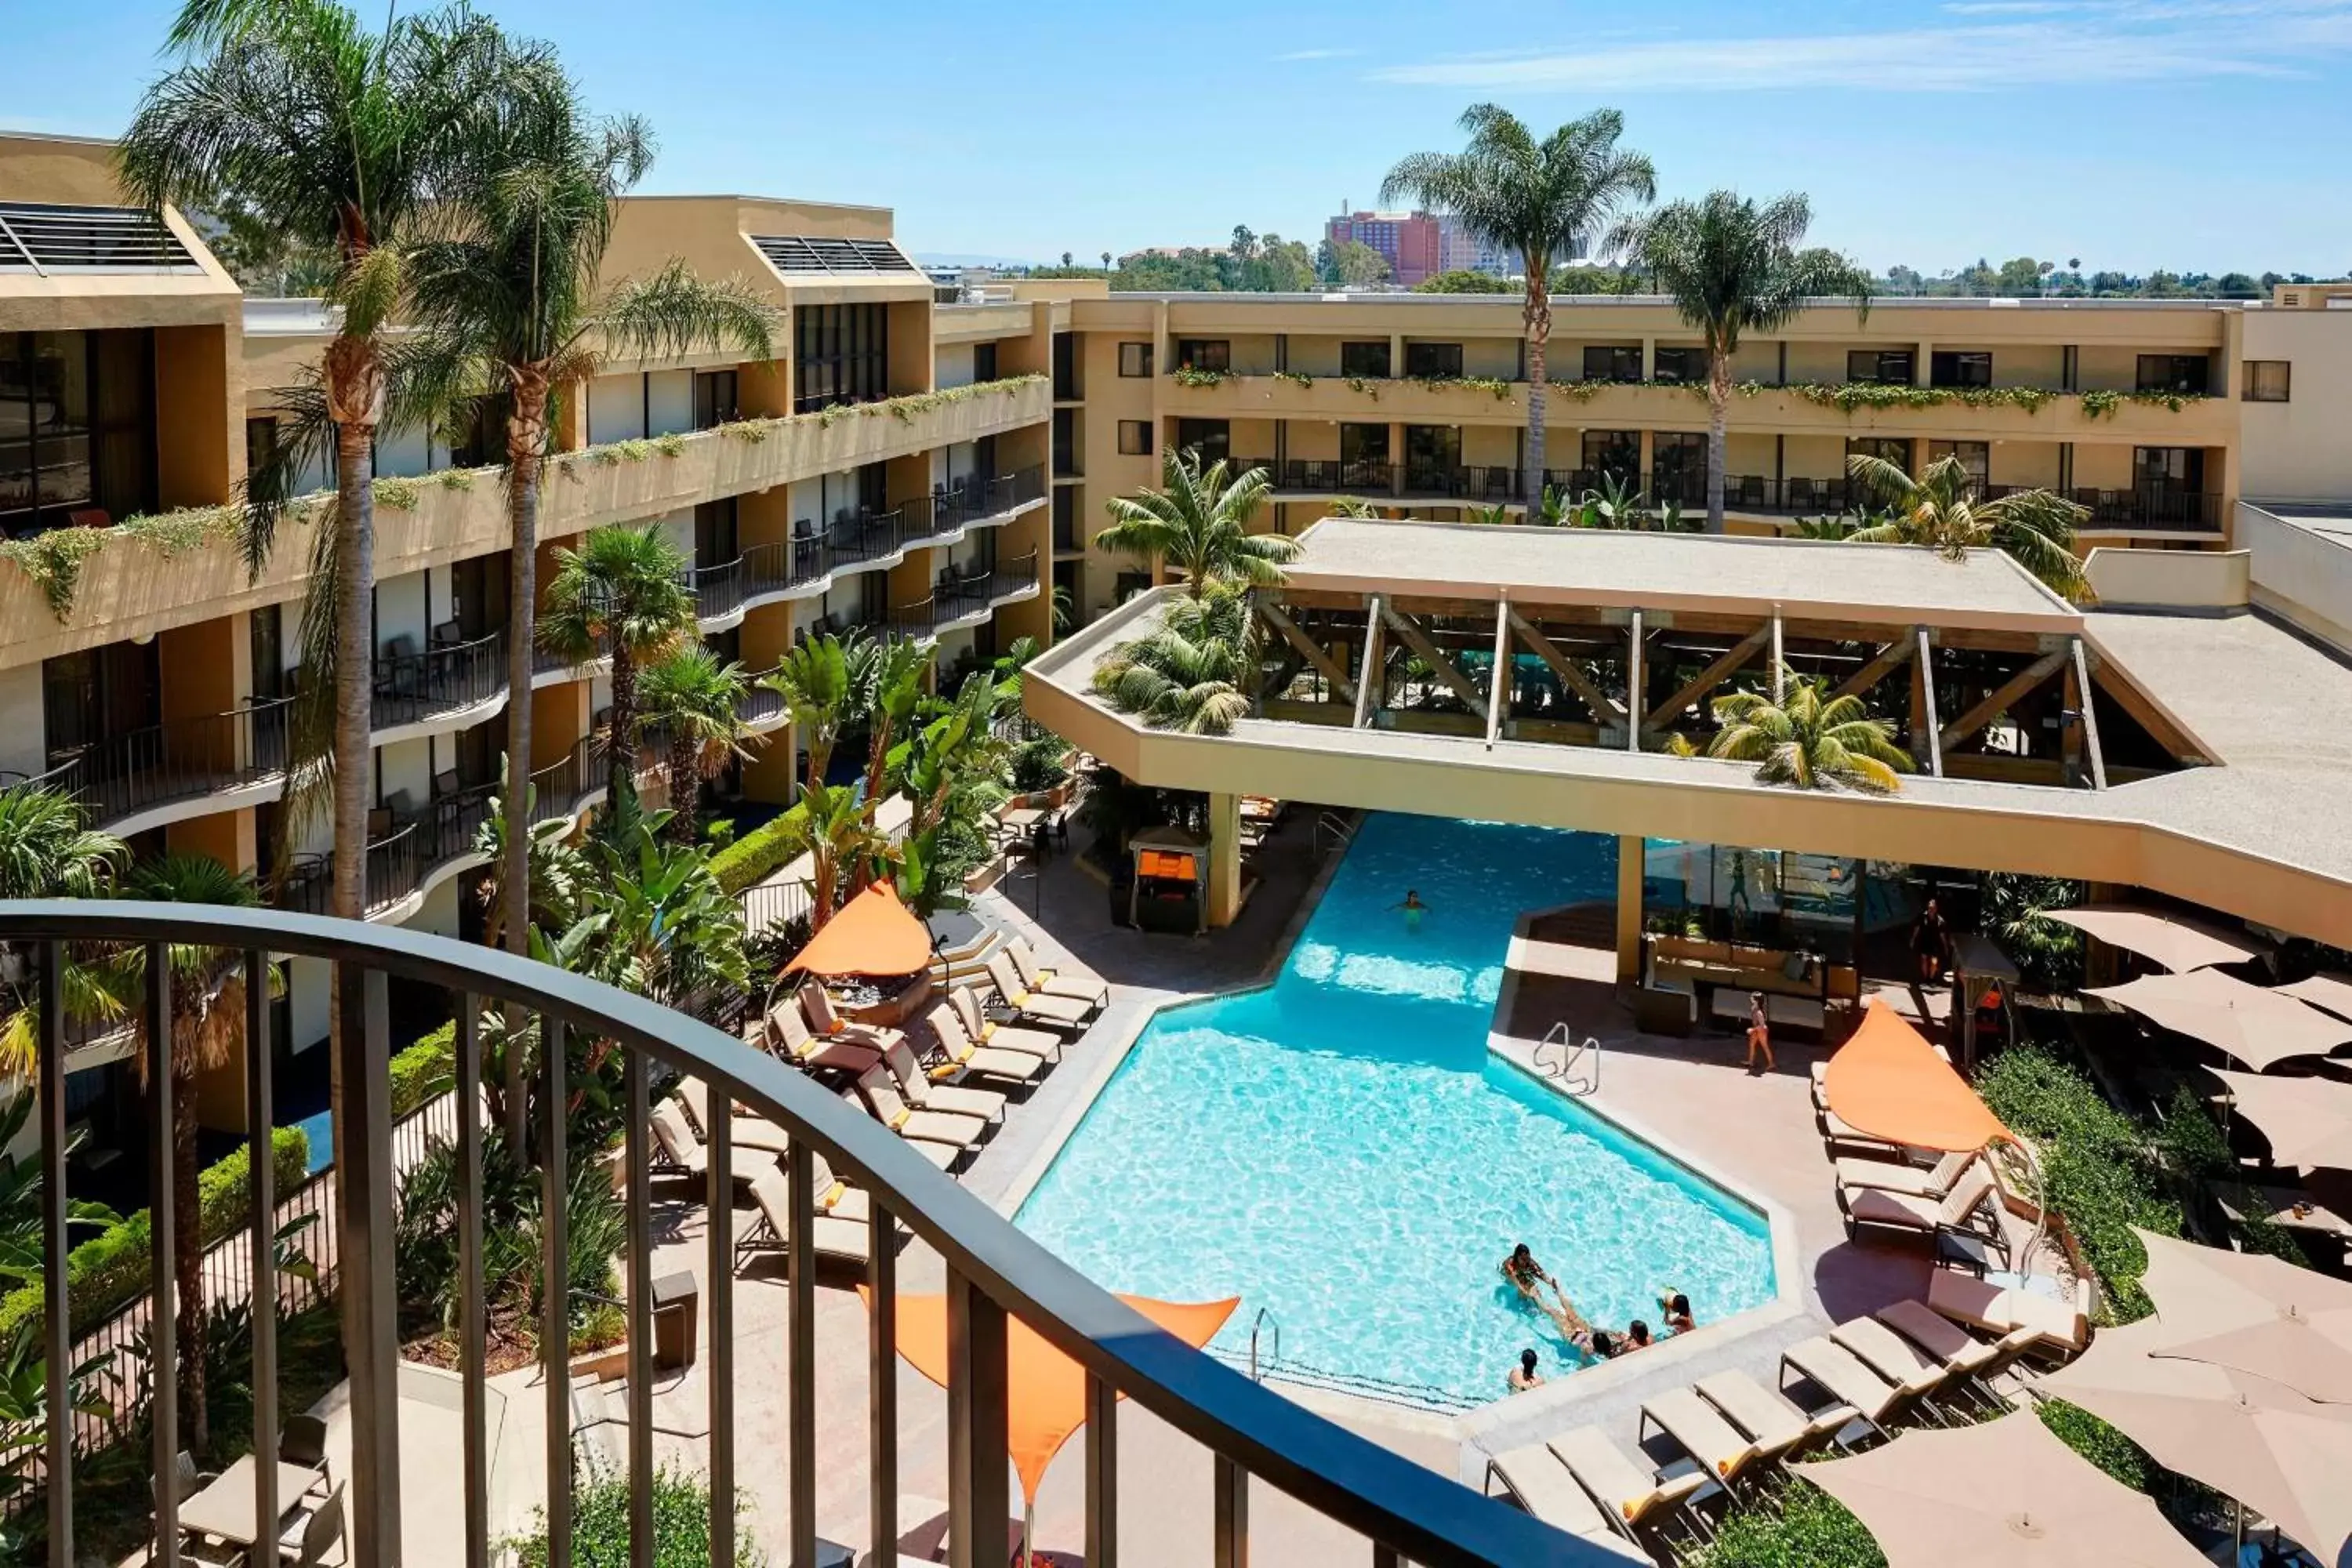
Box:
[973,343,998,383]
[245,416,279,481]
[1116,342,1153,377]
[1927,441,1991,492]
[1339,423,1390,466]
[1847,349,1915,385]
[1174,418,1229,465]
[1929,350,1993,389]
[1340,340,1391,378]
[2136,354,2211,395]
[1117,420,1152,456]
[1403,341,1463,378]
[793,303,890,413]
[2,328,158,538]
[2134,446,2204,491]
[1651,347,1707,384]
[1582,429,1640,482]
[2243,360,2292,402]
[1175,339,1229,372]
[693,369,739,428]
[1847,437,1911,476]
[1582,345,1643,383]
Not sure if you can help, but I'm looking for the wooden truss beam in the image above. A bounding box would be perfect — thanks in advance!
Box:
[1940,648,2070,753]
[1351,596,1385,729]
[1258,601,1356,704]
[1833,638,1917,702]
[1505,606,1627,727]
[1645,625,1773,732]
[1378,601,1488,723]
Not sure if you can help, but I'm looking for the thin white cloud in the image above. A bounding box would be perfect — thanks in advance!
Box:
[1374,5,2352,92]
[1274,47,1361,62]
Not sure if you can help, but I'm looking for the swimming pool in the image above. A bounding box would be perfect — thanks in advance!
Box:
[1013,813,1776,1409]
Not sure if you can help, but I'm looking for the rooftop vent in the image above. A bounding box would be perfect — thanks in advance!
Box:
[0,202,201,275]
[751,234,918,277]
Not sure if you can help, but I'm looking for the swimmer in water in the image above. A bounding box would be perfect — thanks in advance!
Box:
[1396,890,1428,926]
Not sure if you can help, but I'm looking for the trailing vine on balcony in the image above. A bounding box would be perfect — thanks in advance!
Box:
[373,476,423,510]
[1171,365,1234,387]
[1403,374,1513,401]
[1272,369,1316,388]
[0,528,109,619]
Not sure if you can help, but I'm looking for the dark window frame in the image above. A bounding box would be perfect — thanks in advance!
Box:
[1929,350,1993,389]
[1403,341,1465,379]
[1651,347,1708,385]
[1116,419,1153,456]
[1847,349,1915,386]
[2136,354,2212,396]
[1340,340,1391,378]
[1176,339,1231,372]
[2242,359,2291,402]
[1582,345,1643,384]
[2,327,158,538]
[1116,342,1153,378]
[793,303,891,414]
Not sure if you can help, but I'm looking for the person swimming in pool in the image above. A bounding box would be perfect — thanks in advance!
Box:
[1501,1243,1581,1338]
[1396,889,1428,928]
[1508,1347,1544,1393]
[1657,1289,1697,1335]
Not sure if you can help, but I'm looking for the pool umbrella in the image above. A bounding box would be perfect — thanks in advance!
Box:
[2209,1068,2352,1172]
[2281,972,2352,1024]
[2045,905,2267,974]
[1822,998,2010,1152]
[786,880,933,977]
[2086,971,2352,1072]
[2038,1318,2352,1566]
[865,1288,1240,1563]
[2135,1226,2352,1404]
[1800,1408,2203,1567]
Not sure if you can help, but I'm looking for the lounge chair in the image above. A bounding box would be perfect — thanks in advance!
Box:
[677,1079,795,1156]
[1638,1386,1766,1488]
[735,1166,890,1272]
[1828,1315,1965,1416]
[1831,1149,1976,1200]
[1694,1369,1854,1462]
[924,1000,1049,1088]
[982,952,1095,1031]
[804,1151,872,1224]
[1873,1298,2038,1401]
[855,1065,991,1155]
[882,1037,1005,1123]
[1776,1337,1915,1443]
[799,977,906,1051]
[1004,936,1109,1011]
[1480,1446,1652,1562]
[1547,1425,1708,1541]
[948,985,1063,1065]
[763,992,882,1075]
[650,1101,779,1189]
[1817,1104,1910,1162]
[836,1087,960,1171]
[1927,1269,2089,1361]
[1837,1164,2004,1255]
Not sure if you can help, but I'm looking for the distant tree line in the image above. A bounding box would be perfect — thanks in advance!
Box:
[1877,258,2337,299]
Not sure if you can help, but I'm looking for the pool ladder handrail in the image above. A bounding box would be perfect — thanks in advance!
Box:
[1534,1022,1601,1096]
[1312,810,1356,858]
[1249,1306,1280,1381]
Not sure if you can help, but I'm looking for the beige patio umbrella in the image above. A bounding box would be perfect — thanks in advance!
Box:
[2087,971,2352,1071]
[2210,1068,2352,1172]
[2282,971,2352,1024]
[2047,904,2268,973]
[2136,1226,2352,1404]
[2038,1318,2352,1566]
[1798,1409,2204,1567]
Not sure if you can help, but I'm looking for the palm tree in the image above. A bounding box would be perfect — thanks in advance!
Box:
[119,0,505,925]
[120,853,268,1457]
[1626,191,1873,533]
[0,786,127,1075]
[1707,666,1915,793]
[780,781,890,934]
[397,54,775,966]
[540,524,699,803]
[761,632,865,799]
[635,645,752,844]
[1844,453,2090,596]
[1381,106,1656,497]
[1097,447,1296,597]
[1091,582,1257,735]
[856,637,934,829]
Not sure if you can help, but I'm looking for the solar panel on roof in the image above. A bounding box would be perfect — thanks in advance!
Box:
[0,202,201,274]
[751,234,916,276]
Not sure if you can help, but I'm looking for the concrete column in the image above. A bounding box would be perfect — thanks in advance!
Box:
[1616,834,1645,985]
[1206,792,1243,929]
[1915,342,1934,387]
[1388,421,1406,495]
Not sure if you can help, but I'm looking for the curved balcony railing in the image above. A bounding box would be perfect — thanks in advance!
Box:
[0,902,1582,1566]
[13,699,293,829]
[272,821,422,918]
[372,629,507,730]
[985,549,1040,606]
[1243,457,1393,495]
[736,664,786,728]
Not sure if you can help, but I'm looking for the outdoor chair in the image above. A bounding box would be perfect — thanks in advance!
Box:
[882,1037,1005,1123]
[853,1065,991,1155]
[1003,936,1109,1011]
[1873,1298,2039,1399]
[797,978,905,1052]
[1480,1445,1652,1562]
[676,1079,794,1156]
[735,1165,892,1274]
[278,1414,331,1491]
[1693,1369,1854,1463]
[760,989,882,1076]
[1926,1268,2090,1362]
[1776,1336,1920,1443]
[276,1483,344,1567]
[1828,1315,1974,1420]
[1637,1386,1769,1490]
[1831,1149,1979,1200]
[648,1100,777,1191]
[1837,1163,2005,1258]
[836,1087,959,1171]
[982,952,1095,1032]
[947,985,1062,1065]
[920,999,1047,1089]
[1545,1425,1711,1544]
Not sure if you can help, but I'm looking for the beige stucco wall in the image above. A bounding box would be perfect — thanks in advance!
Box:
[2240,310,2352,503]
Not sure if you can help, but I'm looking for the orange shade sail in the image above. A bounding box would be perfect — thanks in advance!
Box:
[786,880,932,977]
[1824,997,2010,1152]
[866,1288,1239,1504]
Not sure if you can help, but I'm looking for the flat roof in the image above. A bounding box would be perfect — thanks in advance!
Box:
[1123,291,2246,312]
[1283,518,2081,634]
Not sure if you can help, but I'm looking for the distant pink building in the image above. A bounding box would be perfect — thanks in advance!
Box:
[1323,209,1443,286]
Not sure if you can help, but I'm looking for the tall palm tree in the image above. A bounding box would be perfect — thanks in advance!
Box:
[855,637,935,829]
[635,645,753,845]
[780,782,889,934]
[1091,582,1257,735]
[1381,106,1656,497]
[0,786,127,1075]
[1845,452,2091,597]
[1707,666,1915,793]
[761,632,865,798]
[539,524,699,803]
[1097,448,1295,597]
[396,51,775,967]
[1627,191,1873,533]
[119,0,506,926]
[120,853,268,1457]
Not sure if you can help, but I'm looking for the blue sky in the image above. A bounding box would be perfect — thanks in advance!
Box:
[12,0,2351,274]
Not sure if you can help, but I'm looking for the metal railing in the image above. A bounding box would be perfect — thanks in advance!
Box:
[372,629,506,729]
[1244,457,1392,495]
[25,698,292,829]
[273,821,422,918]
[985,550,1041,605]
[1401,464,1520,501]
[1530,470,2226,531]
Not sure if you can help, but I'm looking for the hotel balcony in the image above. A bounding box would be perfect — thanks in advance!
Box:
[891,550,1041,640]
[2,697,292,837]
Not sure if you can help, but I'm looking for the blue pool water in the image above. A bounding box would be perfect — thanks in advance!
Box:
[1014,813,1776,1408]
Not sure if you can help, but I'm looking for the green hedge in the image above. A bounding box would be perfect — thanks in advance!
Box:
[0,1124,310,1339]
[391,1022,457,1120]
[708,802,808,895]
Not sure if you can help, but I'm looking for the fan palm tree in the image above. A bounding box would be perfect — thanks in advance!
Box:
[395,55,775,964]
[1844,452,2090,596]
[635,645,753,844]
[781,781,890,934]
[0,786,129,1076]
[1098,447,1294,597]
[540,524,699,803]
[1381,106,1656,496]
[761,632,865,799]
[1091,582,1257,735]
[1625,191,1873,533]
[119,0,507,924]
[1707,666,1915,793]
[119,853,270,1457]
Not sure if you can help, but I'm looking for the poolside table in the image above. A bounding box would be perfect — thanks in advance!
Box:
[2214,1181,2352,1263]
[172,1455,325,1550]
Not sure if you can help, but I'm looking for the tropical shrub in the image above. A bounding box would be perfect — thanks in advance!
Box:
[1091,582,1257,735]
[1708,668,1914,793]
[507,1462,762,1566]
[706,803,811,894]
[390,1022,458,1119]
[1978,873,2087,991]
